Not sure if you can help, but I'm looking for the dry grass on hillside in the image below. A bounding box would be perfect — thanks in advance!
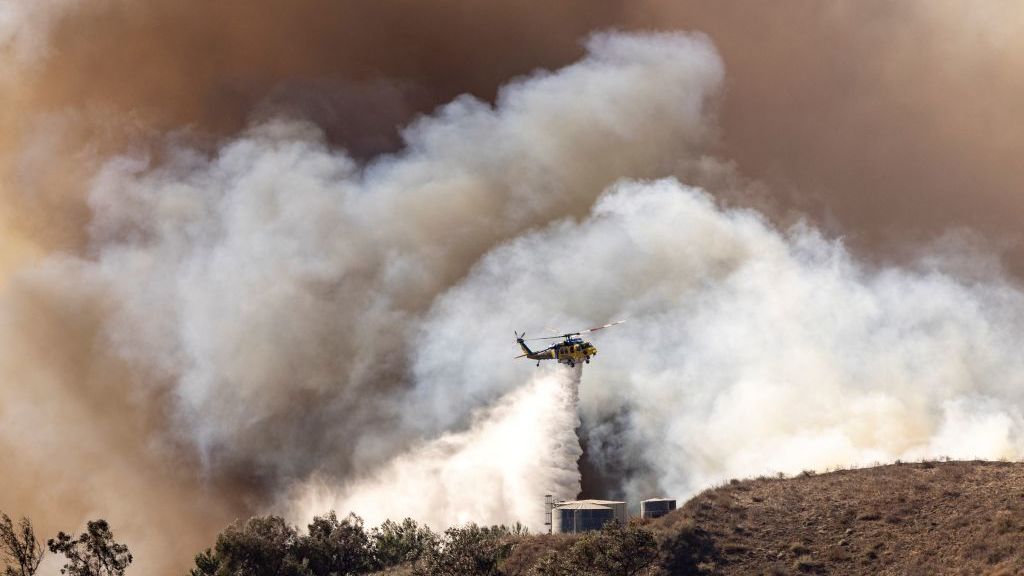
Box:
[649,460,1024,575]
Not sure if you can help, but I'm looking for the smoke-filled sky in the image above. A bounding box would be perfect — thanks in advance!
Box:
[3,2,1024,575]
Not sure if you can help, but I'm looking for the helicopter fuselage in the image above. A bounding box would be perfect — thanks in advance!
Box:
[520,337,596,367]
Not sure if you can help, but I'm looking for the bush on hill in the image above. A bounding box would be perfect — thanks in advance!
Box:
[529,521,657,576]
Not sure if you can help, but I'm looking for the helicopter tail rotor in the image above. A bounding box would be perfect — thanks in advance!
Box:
[514,331,534,357]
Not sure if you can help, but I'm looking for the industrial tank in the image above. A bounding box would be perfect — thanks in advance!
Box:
[552,501,615,533]
[641,498,677,519]
[575,499,627,525]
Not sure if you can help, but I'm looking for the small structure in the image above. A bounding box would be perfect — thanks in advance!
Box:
[641,498,677,519]
[550,499,627,533]
[574,499,627,525]
[552,501,616,534]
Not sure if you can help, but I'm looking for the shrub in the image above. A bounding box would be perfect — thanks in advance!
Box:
[531,521,657,576]
[413,525,514,576]
[371,519,436,568]
[299,512,376,575]
[658,518,716,575]
[189,516,305,576]
[190,513,374,576]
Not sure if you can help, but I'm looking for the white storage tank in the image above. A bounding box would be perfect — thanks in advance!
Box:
[575,499,627,525]
[551,501,617,533]
[641,498,676,519]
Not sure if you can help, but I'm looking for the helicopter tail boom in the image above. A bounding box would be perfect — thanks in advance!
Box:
[515,331,534,356]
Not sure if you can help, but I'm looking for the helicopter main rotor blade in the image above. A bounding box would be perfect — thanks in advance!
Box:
[578,319,626,334]
[524,320,625,341]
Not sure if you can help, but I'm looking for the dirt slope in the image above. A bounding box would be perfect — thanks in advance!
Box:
[648,460,1024,575]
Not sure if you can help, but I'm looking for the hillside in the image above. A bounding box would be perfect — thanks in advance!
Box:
[645,460,1024,575]
[368,460,1024,575]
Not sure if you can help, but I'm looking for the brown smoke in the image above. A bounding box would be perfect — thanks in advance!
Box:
[2,2,1024,576]
[7,2,1024,258]
[0,263,243,571]
[0,0,627,251]
[628,1,1024,266]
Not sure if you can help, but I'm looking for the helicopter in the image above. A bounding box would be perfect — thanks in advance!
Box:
[515,320,625,367]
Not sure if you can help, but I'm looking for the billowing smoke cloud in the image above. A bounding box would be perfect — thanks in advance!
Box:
[79,31,721,479]
[4,2,1024,575]
[8,1,1024,265]
[0,0,629,253]
[416,178,1024,504]
[0,30,724,574]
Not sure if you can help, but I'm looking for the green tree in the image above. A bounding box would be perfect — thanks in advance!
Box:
[296,512,374,575]
[188,516,306,576]
[0,513,43,576]
[189,513,376,576]
[47,519,132,576]
[414,525,514,576]
[531,521,657,576]
[370,519,436,568]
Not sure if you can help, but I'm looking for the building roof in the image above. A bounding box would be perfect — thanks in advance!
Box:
[642,498,676,502]
[554,501,613,510]
[574,499,626,506]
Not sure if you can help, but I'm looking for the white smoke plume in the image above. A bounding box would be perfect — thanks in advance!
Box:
[75,31,721,483]
[291,368,582,530]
